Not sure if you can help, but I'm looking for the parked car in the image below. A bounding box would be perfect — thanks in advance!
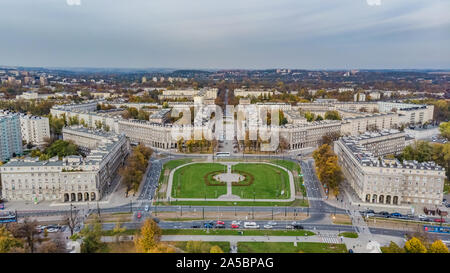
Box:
[418,214,428,220]
[263,224,273,229]
[204,221,214,228]
[434,218,446,223]
[191,224,200,229]
[137,212,142,219]
[390,212,402,218]
[378,211,390,217]
[361,209,375,214]
[243,222,260,229]
[216,224,226,229]
[216,220,225,225]
[292,224,304,230]
[144,205,149,212]
[231,224,240,229]
[267,221,277,226]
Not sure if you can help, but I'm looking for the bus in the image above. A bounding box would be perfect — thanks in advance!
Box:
[0,211,17,223]
[423,225,450,234]
[215,152,230,157]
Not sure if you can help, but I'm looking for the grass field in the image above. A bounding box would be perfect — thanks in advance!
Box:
[172,163,227,198]
[232,163,290,199]
[104,241,231,253]
[271,159,306,197]
[338,232,358,238]
[166,241,231,253]
[237,242,347,253]
[158,158,193,198]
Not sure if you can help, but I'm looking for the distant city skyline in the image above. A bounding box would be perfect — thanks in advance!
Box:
[0,0,449,69]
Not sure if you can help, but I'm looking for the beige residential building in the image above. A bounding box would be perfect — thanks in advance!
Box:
[334,131,445,206]
[19,114,50,147]
[234,89,274,98]
[341,113,399,136]
[0,127,130,202]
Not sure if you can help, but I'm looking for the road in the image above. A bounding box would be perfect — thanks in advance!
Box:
[101,219,450,241]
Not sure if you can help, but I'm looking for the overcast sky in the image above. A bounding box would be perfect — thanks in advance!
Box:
[0,0,449,69]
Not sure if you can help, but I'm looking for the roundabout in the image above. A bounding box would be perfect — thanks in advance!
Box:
[166,161,295,203]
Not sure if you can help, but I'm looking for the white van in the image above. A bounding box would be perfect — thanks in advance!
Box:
[244,222,260,229]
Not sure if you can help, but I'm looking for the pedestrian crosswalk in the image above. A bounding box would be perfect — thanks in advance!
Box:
[320,234,340,244]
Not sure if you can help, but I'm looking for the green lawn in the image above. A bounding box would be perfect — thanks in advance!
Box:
[159,158,193,184]
[271,160,301,174]
[237,242,347,253]
[158,159,194,199]
[271,159,306,197]
[232,163,290,199]
[338,232,358,238]
[162,229,315,236]
[172,163,227,198]
[167,241,231,253]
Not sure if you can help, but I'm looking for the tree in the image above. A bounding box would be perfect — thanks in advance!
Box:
[134,219,162,253]
[404,237,427,253]
[44,140,79,159]
[186,241,211,253]
[147,243,176,253]
[37,234,66,253]
[428,240,449,253]
[380,241,405,253]
[324,110,341,120]
[439,121,450,140]
[64,207,82,236]
[112,222,127,243]
[210,245,224,253]
[79,222,107,253]
[304,112,315,122]
[8,218,40,253]
[0,226,22,253]
[313,144,344,195]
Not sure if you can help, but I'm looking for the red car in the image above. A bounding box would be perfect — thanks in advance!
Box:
[434,218,446,223]
[137,212,142,219]
[216,220,225,225]
[231,224,239,229]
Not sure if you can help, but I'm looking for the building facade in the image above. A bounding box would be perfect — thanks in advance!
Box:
[0,126,130,202]
[19,114,50,147]
[0,112,23,162]
[334,131,445,207]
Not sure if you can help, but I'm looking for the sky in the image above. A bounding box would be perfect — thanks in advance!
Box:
[0,0,449,70]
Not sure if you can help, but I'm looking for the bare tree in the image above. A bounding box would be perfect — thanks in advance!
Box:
[38,233,67,253]
[64,204,82,236]
[8,218,41,253]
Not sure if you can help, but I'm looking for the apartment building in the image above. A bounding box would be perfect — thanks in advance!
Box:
[0,112,23,162]
[19,114,50,147]
[234,89,274,98]
[341,113,399,135]
[334,132,445,207]
[0,126,130,202]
